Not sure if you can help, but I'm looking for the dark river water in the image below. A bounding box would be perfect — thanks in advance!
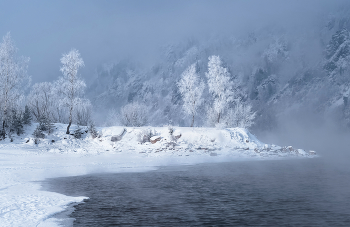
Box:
[43,158,350,226]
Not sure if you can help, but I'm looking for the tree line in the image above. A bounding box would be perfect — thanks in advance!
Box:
[0,33,89,139]
[0,32,255,140]
[112,56,255,128]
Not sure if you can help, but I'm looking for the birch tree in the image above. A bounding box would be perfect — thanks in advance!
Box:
[0,32,29,136]
[58,49,85,134]
[177,63,205,127]
[206,55,234,124]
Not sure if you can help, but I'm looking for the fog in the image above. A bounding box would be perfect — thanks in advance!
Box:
[256,111,350,172]
[0,0,347,83]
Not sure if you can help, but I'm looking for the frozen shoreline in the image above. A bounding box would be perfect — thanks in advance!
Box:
[0,124,316,226]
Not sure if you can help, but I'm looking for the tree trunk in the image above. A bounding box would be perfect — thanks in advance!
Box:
[1,120,6,139]
[191,114,194,127]
[66,105,73,134]
[66,121,71,134]
[217,112,221,124]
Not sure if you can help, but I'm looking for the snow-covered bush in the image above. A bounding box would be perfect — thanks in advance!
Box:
[120,102,148,127]
[167,125,174,136]
[137,128,155,143]
[88,122,98,139]
[165,125,181,142]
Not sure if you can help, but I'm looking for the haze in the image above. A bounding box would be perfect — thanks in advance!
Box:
[0,0,346,83]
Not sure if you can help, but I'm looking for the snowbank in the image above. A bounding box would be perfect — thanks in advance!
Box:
[0,124,316,226]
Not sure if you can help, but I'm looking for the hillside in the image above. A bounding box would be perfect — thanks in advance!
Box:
[87,8,350,130]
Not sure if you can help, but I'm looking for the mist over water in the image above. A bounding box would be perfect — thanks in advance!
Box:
[255,111,350,178]
[44,159,350,226]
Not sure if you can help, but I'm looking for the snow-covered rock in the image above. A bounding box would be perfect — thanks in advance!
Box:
[150,136,161,144]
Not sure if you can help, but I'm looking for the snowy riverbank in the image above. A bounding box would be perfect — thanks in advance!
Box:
[0,124,316,226]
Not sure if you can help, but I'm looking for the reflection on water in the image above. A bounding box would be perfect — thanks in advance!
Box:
[44,158,350,226]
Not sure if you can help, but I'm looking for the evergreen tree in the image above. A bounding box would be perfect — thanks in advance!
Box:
[22,105,32,125]
[46,120,54,135]
[38,115,54,134]
[38,115,48,131]
[33,125,45,144]
[10,109,24,136]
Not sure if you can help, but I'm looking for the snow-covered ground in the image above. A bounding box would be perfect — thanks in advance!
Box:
[0,124,316,226]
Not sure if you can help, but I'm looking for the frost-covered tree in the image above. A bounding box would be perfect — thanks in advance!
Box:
[75,99,92,126]
[206,55,234,125]
[0,32,29,135]
[262,38,289,71]
[120,102,148,127]
[324,29,350,76]
[177,63,205,127]
[224,103,256,128]
[27,82,57,122]
[57,49,85,134]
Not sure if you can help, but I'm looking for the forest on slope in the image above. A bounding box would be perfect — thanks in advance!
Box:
[88,7,350,132]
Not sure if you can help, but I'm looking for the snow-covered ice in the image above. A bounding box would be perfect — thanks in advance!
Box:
[0,123,316,226]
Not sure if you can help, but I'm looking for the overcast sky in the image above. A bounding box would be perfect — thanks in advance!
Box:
[0,0,346,84]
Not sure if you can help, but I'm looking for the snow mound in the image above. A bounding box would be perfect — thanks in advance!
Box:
[1,123,316,158]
